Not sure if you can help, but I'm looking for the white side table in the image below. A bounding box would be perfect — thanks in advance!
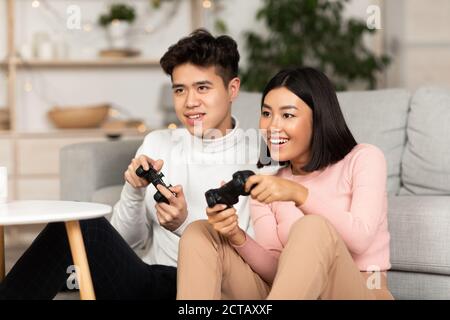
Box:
[0,200,111,300]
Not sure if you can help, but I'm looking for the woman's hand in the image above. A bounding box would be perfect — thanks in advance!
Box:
[245,175,308,206]
[206,204,246,246]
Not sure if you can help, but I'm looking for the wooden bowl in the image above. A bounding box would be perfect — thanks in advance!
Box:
[48,104,111,129]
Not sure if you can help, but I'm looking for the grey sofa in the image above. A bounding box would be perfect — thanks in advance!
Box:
[60,86,450,300]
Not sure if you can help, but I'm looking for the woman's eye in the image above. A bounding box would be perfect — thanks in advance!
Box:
[283,113,295,119]
[261,111,271,117]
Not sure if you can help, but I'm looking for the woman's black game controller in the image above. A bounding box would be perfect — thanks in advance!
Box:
[205,170,256,208]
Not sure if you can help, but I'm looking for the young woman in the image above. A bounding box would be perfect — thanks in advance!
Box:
[176,67,393,300]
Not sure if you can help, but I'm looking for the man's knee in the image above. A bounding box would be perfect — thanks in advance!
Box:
[80,217,110,231]
[78,217,116,246]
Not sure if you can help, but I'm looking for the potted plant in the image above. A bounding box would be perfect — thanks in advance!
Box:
[240,0,391,91]
[98,4,136,49]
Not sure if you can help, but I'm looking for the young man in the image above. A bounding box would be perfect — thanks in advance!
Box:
[0,29,259,299]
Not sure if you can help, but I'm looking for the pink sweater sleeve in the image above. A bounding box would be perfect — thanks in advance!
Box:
[299,145,387,255]
[232,199,283,283]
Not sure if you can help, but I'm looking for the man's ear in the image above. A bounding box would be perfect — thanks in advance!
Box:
[228,77,241,102]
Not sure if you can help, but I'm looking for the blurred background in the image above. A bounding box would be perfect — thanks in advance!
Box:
[1,0,449,134]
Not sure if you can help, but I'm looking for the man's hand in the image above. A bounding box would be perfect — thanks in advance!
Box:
[154,184,188,232]
[124,155,164,189]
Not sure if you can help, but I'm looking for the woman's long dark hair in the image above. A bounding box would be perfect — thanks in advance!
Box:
[257,67,357,172]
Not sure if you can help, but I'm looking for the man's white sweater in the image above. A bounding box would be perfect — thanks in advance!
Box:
[110,118,259,267]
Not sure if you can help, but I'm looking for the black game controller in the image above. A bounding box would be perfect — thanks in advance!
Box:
[136,165,175,204]
[205,170,256,208]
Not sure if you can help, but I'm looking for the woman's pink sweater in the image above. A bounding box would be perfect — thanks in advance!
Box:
[233,144,391,283]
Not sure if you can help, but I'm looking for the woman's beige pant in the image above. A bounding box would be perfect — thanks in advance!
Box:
[177,215,394,300]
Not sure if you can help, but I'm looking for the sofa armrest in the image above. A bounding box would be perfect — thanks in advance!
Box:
[60,139,143,202]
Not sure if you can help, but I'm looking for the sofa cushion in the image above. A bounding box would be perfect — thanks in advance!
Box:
[338,89,411,195]
[388,271,450,300]
[400,86,450,195]
[388,195,450,275]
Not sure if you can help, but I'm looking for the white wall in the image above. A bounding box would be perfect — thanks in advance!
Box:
[385,0,450,90]
[0,0,7,110]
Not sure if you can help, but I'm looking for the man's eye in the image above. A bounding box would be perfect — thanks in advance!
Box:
[261,111,271,117]
[283,113,295,119]
[173,87,185,94]
[198,86,209,92]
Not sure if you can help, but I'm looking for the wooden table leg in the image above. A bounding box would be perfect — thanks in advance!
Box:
[65,220,95,300]
[0,226,4,281]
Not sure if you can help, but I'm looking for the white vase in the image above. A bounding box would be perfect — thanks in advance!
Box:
[106,20,131,49]
[0,167,7,203]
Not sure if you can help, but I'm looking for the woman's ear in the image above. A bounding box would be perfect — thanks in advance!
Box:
[228,77,241,102]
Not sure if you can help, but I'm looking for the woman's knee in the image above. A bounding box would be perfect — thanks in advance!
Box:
[179,220,214,251]
[289,215,336,242]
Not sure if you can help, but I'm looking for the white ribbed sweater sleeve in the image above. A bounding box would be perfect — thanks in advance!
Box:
[110,182,149,249]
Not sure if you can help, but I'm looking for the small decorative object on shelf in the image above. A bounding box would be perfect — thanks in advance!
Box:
[31,31,52,59]
[98,3,136,51]
[47,103,111,129]
[0,166,7,204]
[102,119,147,132]
[102,103,148,134]
[0,108,9,130]
[103,119,147,140]
[99,48,141,58]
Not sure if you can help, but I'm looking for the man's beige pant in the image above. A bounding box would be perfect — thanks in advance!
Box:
[177,215,394,300]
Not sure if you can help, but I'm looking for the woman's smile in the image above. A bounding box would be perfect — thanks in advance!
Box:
[268,134,290,150]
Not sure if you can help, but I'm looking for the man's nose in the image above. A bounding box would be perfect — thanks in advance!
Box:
[186,90,200,108]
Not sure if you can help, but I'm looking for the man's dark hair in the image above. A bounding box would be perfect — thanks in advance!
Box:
[160,29,240,86]
[258,67,357,171]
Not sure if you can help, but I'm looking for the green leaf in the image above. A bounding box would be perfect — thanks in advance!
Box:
[99,3,136,26]
[214,19,228,33]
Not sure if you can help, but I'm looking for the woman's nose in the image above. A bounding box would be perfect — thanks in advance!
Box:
[268,115,283,131]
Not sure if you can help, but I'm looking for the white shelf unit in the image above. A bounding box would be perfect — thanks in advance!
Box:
[0,0,206,201]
